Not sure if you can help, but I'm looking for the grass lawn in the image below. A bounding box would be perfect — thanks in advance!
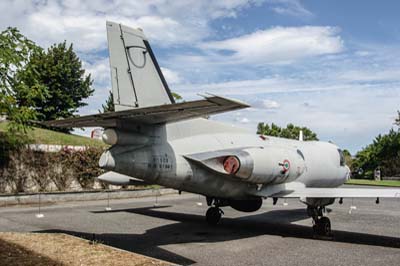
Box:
[346,179,400,187]
[0,232,171,266]
[0,122,106,147]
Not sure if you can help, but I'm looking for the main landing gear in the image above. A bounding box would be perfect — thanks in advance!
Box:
[205,197,225,225]
[206,206,224,225]
[307,206,332,237]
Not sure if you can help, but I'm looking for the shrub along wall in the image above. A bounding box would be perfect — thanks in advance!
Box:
[0,147,106,194]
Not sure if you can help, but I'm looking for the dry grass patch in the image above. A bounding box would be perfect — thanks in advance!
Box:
[0,232,173,266]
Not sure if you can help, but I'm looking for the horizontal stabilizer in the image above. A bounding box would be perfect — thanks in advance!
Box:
[40,95,249,128]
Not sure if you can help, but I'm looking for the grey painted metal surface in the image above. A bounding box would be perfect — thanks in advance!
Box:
[42,95,248,128]
[106,21,173,110]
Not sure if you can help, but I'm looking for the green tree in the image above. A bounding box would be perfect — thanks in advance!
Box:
[342,149,353,169]
[100,91,114,113]
[395,111,400,127]
[0,27,45,148]
[352,129,400,178]
[352,112,400,179]
[257,122,319,141]
[172,92,183,102]
[16,41,93,128]
[1,28,42,128]
[69,147,104,189]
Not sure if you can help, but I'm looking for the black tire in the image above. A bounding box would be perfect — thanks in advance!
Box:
[319,217,331,236]
[206,207,221,225]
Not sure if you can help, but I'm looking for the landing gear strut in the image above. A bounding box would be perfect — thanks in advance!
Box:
[307,206,332,237]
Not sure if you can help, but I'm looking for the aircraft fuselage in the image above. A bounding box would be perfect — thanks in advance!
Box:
[100,119,350,199]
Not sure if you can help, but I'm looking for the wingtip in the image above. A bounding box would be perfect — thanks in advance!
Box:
[203,93,251,108]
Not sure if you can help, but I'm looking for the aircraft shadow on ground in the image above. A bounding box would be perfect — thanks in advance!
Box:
[39,206,400,265]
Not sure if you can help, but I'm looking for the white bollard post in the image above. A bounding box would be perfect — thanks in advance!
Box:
[153,188,159,207]
[196,195,203,206]
[105,189,112,211]
[35,192,44,218]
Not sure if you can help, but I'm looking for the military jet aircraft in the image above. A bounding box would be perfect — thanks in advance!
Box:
[44,21,400,237]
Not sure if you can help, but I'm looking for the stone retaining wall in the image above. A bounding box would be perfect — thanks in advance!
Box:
[0,188,177,207]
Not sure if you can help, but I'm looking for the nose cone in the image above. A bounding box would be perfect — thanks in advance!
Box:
[99,150,115,170]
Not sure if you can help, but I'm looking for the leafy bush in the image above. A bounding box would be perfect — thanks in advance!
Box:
[29,150,52,192]
[352,129,400,178]
[0,147,104,193]
[68,148,104,189]
[257,122,318,141]
[47,151,75,191]
[1,149,31,193]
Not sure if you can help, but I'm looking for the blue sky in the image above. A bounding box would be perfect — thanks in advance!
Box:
[1,0,400,154]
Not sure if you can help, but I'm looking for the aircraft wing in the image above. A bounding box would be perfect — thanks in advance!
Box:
[41,95,249,128]
[252,186,400,199]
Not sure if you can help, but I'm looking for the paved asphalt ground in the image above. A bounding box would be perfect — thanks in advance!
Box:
[1,186,399,266]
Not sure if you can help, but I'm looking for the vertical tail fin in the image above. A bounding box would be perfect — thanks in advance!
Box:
[106,21,175,111]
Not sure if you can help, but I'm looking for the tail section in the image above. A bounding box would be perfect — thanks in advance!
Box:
[106,21,175,111]
[42,22,250,129]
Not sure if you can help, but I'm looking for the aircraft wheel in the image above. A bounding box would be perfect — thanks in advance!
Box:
[206,207,222,225]
[320,217,331,236]
[314,217,331,236]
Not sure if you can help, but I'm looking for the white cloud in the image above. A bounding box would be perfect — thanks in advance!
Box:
[176,76,347,97]
[83,58,110,85]
[268,0,313,18]
[253,99,281,109]
[235,117,250,123]
[336,69,400,83]
[160,67,183,85]
[0,0,264,52]
[241,117,250,123]
[201,26,343,64]
[355,50,371,57]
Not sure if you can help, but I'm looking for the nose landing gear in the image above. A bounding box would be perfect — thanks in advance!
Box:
[205,197,226,225]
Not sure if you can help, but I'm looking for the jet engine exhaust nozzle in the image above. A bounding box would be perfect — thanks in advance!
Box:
[102,128,149,146]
